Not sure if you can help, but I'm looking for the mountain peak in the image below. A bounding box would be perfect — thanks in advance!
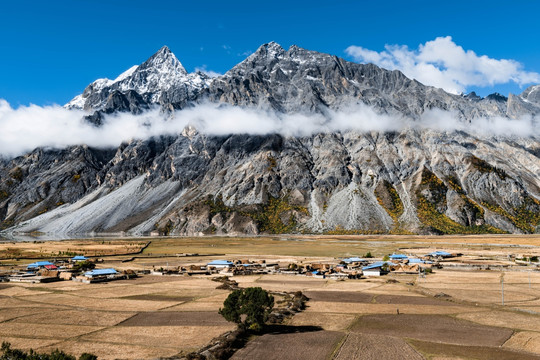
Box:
[141,45,187,75]
[486,92,508,102]
[157,45,171,54]
[251,42,286,59]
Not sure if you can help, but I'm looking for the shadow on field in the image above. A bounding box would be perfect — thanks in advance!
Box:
[263,324,324,335]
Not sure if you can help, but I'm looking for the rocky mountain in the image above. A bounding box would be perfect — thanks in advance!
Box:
[1,43,540,237]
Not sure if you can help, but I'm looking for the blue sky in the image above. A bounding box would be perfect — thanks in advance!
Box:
[2,0,540,106]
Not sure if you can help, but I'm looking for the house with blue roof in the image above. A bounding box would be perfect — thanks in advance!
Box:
[343,257,364,264]
[71,255,88,262]
[207,260,234,269]
[389,253,408,260]
[27,261,54,270]
[427,251,453,258]
[362,261,391,276]
[84,268,118,278]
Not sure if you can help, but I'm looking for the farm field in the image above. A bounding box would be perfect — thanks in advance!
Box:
[0,234,540,359]
[0,276,235,359]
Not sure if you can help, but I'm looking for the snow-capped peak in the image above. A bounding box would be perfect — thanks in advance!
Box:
[65,46,209,110]
[139,45,187,76]
[113,65,139,83]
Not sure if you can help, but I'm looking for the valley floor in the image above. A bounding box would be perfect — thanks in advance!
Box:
[1,235,540,359]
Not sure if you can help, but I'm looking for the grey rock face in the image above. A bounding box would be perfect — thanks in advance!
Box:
[2,43,540,236]
[66,46,211,112]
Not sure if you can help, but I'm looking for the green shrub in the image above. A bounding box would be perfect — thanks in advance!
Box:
[219,287,274,332]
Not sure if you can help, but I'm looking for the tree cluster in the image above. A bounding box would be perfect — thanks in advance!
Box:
[219,287,274,332]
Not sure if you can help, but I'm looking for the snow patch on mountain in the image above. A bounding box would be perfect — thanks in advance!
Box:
[66,46,211,110]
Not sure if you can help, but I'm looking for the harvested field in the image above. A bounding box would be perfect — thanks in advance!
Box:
[3,234,540,359]
[253,278,328,292]
[305,290,457,306]
[409,339,540,360]
[39,340,180,360]
[0,307,53,322]
[504,331,540,355]
[350,314,513,347]
[426,289,535,304]
[457,310,540,332]
[334,333,424,360]
[119,311,230,326]
[0,286,52,297]
[0,337,61,351]
[18,293,181,311]
[304,291,374,303]
[121,294,194,302]
[373,294,459,306]
[306,301,476,315]
[0,239,147,259]
[231,329,344,360]
[80,325,234,350]
[288,312,357,331]
[0,276,242,359]
[320,280,383,292]
[15,309,136,326]
[165,300,227,312]
[0,322,104,339]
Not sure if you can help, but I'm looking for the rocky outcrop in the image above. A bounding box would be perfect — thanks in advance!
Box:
[2,43,540,237]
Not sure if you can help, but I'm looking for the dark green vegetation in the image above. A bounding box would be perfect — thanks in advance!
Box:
[0,342,96,360]
[219,287,274,332]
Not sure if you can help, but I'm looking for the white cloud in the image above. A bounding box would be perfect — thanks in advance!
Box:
[0,99,538,158]
[194,65,221,78]
[346,36,540,94]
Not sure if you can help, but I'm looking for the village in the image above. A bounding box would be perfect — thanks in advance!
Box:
[1,235,540,359]
[1,247,539,285]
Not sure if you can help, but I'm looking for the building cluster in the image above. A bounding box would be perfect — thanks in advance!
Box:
[199,251,455,279]
[4,256,135,284]
[0,250,458,285]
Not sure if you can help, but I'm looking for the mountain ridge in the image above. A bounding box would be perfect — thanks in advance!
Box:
[1,43,540,238]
